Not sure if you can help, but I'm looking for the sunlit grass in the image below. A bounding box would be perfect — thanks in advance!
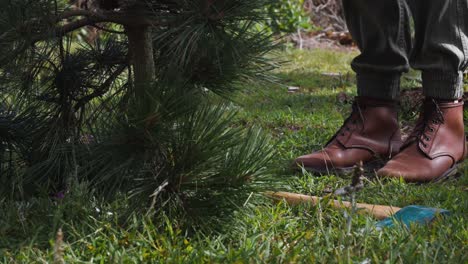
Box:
[1,48,467,263]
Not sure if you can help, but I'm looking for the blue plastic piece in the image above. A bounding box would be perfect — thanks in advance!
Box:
[376,205,450,229]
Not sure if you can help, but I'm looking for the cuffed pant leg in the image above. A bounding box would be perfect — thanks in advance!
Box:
[342,0,412,100]
[408,0,468,100]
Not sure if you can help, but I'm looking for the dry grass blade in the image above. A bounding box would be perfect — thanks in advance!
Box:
[53,228,64,264]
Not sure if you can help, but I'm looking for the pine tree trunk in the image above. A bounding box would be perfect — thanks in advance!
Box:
[125,25,155,112]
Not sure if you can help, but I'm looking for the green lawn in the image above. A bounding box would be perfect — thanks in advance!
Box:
[1,48,467,263]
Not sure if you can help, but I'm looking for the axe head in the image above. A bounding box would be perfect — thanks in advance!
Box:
[376,205,450,229]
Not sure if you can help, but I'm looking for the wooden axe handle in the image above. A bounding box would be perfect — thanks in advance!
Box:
[265,191,401,220]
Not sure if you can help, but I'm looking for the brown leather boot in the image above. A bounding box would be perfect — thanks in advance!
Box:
[294,97,402,174]
[377,98,466,182]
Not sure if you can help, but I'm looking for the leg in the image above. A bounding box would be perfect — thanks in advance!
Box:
[343,0,412,100]
[378,0,467,182]
[408,0,468,100]
[294,0,408,174]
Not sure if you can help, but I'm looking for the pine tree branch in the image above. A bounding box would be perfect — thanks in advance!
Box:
[74,64,127,112]
[58,9,96,20]
[0,10,115,41]
[51,18,96,39]
[90,24,126,34]
[0,6,163,65]
[57,9,155,26]
[1,10,156,45]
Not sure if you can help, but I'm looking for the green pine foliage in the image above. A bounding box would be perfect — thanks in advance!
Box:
[0,0,276,206]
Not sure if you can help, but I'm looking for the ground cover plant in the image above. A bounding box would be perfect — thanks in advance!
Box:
[1,48,467,263]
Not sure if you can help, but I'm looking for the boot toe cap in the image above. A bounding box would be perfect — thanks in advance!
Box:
[377,164,405,179]
[294,153,330,170]
[377,161,429,182]
[377,154,455,182]
[377,159,419,180]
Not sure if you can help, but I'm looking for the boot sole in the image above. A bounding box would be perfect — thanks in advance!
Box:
[432,163,461,183]
[299,158,386,176]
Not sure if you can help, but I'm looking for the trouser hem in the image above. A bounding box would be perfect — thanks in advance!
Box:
[356,73,401,100]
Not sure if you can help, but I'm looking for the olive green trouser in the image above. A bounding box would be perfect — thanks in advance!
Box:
[342,0,468,100]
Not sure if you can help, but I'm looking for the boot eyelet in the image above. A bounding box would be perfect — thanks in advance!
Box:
[429,128,434,132]
[422,143,427,148]
[425,137,430,141]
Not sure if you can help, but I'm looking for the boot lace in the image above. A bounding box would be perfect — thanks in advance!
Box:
[326,101,365,145]
[405,99,445,148]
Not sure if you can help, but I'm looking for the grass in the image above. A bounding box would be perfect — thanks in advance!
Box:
[1,48,467,263]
